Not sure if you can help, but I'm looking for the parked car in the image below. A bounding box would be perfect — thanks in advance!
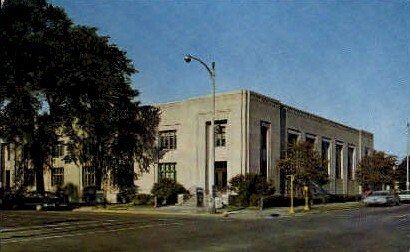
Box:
[362,191,400,206]
[14,191,68,210]
[397,190,410,203]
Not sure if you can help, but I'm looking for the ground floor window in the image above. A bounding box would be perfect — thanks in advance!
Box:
[158,163,177,181]
[24,169,35,186]
[214,161,227,190]
[82,166,96,187]
[51,167,64,187]
[6,170,10,189]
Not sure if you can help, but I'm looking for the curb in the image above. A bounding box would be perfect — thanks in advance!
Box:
[73,207,226,218]
[225,202,362,219]
[72,202,361,219]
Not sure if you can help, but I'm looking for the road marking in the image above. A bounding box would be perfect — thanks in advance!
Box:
[391,214,410,219]
[1,222,184,244]
[1,220,100,232]
[1,219,179,240]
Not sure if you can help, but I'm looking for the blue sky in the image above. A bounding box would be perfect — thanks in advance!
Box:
[53,0,409,158]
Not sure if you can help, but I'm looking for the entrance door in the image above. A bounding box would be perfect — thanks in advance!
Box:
[214,161,227,190]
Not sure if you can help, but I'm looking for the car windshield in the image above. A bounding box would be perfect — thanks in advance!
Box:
[372,191,389,196]
[399,190,410,195]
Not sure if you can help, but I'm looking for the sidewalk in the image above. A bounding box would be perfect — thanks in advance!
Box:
[73,204,221,218]
[226,202,361,219]
[73,201,361,219]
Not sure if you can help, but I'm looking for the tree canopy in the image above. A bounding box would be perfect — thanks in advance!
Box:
[395,157,409,190]
[277,142,329,193]
[0,0,159,192]
[356,151,397,191]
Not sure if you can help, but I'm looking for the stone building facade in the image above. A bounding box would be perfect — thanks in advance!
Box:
[0,90,374,202]
[137,90,374,196]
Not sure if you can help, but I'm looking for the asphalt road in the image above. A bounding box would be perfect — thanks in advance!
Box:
[1,204,409,251]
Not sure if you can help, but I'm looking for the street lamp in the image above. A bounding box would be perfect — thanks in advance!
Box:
[184,54,216,214]
[406,122,409,191]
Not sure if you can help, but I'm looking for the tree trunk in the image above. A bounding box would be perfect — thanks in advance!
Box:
[35,161,45,193]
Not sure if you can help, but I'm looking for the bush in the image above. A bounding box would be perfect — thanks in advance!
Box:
[151,178,187,206]
[63,183,79,203]
[132,194,154,206]
[117,186,137,203]
[261,195,305,208]
[82,186,97,204]
[229,173,275,207]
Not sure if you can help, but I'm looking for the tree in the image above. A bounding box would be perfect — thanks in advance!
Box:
[356,151,397,191]
[277,142,329,194]
[0,0,73,192]
[395,157,408,190]
[0,0,159,193]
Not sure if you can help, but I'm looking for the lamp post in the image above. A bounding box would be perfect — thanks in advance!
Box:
[406,122,409,191]
[184,54,216,213]
[287,174,295,215]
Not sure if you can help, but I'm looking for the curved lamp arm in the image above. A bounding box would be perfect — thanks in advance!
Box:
[184,54,215,78]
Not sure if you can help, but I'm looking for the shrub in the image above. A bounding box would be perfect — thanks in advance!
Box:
[82,186,97,204]
[117,186,137,203]
[132,194,154,206]
[151,178,187,206]
[261,195,305,208]
[63,183,79,203]
[229,173,275,207]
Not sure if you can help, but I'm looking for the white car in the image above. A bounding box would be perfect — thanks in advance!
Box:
[362,191,400,206]
[397,190,410,203]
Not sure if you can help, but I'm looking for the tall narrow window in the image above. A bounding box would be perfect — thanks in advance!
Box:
[287,130,300,148]
[365,147,371,157]
[215,125,226,147]
[159,130,177,150]
[214,161,227,189]
[82,166,96,187]
[306,134,316,150]
[24,169,35,186]
[335,143,343,179]
[6,143,10,161]
[321,139,331,175]
[6,170,10,189]
[52,144,64,158]
[158,163,177,181]
[347,147,355,180]
[51,167,64,187]
[215,119,227,147]
[260,122,270,177]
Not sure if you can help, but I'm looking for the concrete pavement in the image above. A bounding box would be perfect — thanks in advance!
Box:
[73,201,362,219]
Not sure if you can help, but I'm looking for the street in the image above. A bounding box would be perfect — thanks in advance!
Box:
[1,205,409,251]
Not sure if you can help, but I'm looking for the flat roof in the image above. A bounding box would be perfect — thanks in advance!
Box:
[155,89,373,136]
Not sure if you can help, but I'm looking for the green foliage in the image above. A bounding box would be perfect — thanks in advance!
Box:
[395,157,408,189]
[277,142,329,192]
[82,186,97,203]
[131,194,154,206]
[0,0,160,192]
[151,178,187,206]
[229,173,275,207]
[356,151,397,190]
[63,183,79,202]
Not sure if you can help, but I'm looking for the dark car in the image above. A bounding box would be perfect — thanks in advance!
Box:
[14,191,68,210]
